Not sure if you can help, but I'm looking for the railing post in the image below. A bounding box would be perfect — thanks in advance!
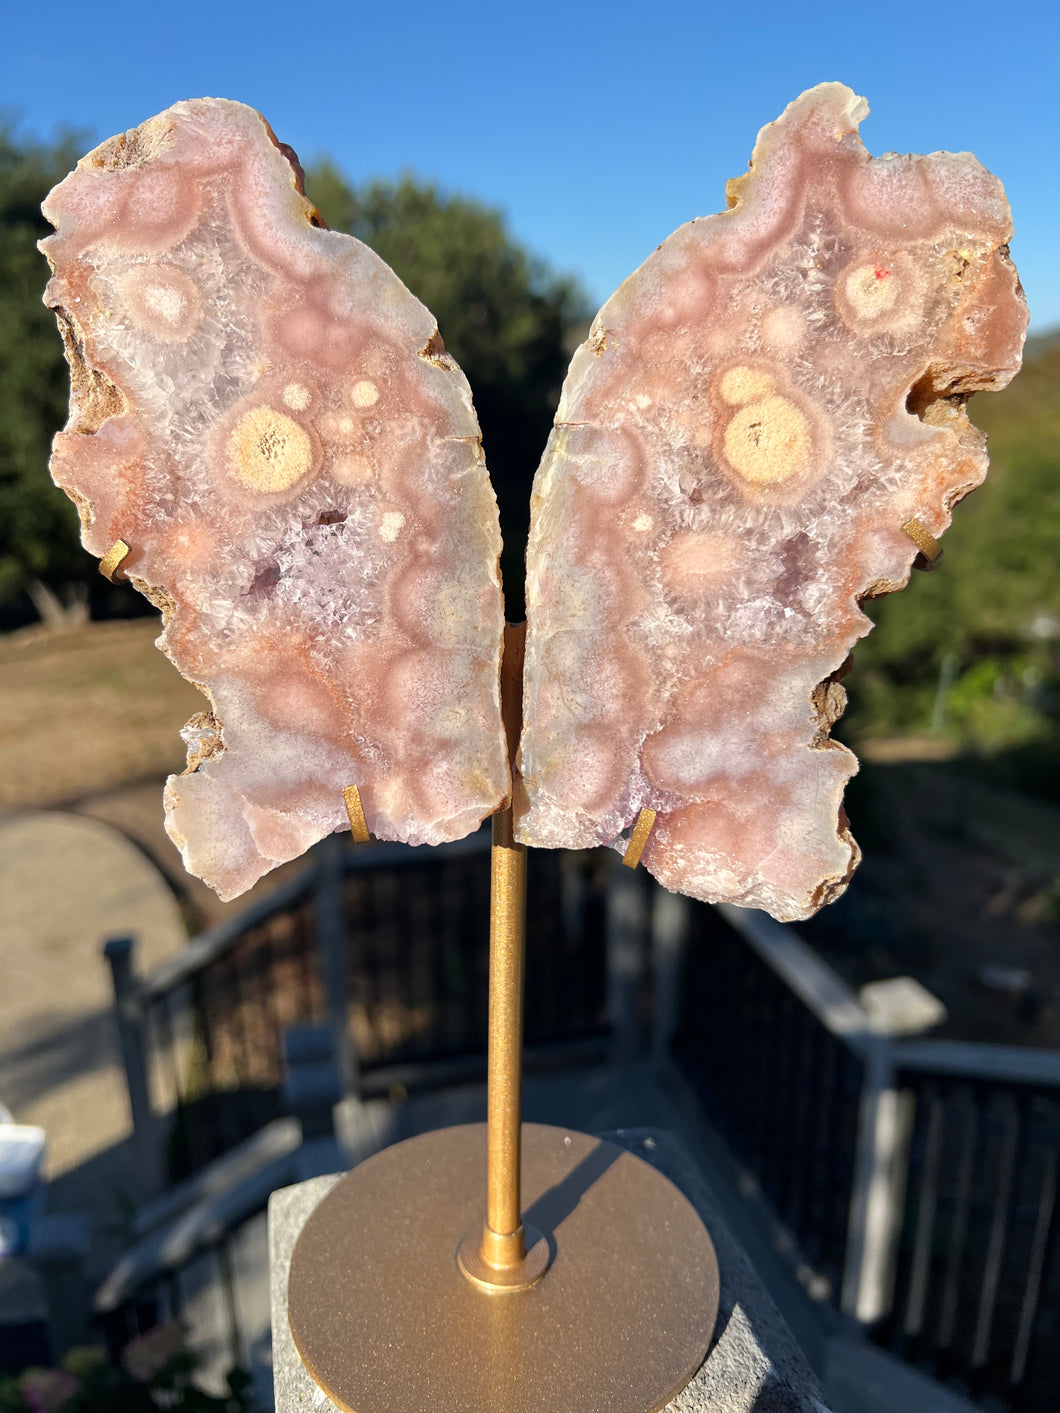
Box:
[29,1212,91,1355]
[283,1025,342,1140]
[651,887,689,1063]
[841,1034,911,1324]
[606,853,648,1066]
[103,935,161,1194]
[314,835,360,1098]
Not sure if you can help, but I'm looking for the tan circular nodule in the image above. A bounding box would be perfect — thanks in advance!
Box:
[228,406,314,492]
[349,379,380,408]
[723,395,811,486]
[378,510,406,543]
[331,452,374,486]
[717,365,775,407]
[282,381,313,411]
[121,265,203,343]
[843,263,899,320]
[661,531,740,593]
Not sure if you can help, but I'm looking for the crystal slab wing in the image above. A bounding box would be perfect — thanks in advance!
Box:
[517,83,1026,921]
[42,100,508,899]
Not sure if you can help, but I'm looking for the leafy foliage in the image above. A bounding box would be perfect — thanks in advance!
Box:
[842,338,1060,758]
[0,124,88,611]
[0,1335,258,1413]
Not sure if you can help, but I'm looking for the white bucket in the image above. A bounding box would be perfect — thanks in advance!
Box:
[0,1118,47,1259]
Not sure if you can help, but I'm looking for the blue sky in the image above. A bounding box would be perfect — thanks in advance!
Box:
[7,0,1058,329]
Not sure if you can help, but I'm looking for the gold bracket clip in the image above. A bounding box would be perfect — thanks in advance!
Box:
[622,807,656,870]
[902,518,943,572]
[343,784,371,844]
[99,540,131,583]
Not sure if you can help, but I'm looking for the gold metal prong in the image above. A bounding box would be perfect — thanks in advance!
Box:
[902,518,943,571]
[343,784,371,844]
[622,807,657,870]
[99,539,131,582]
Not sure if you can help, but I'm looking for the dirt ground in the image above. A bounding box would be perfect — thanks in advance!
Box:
[0,618,297,931]
[2,618,1058,1045]
[0,619,201,812]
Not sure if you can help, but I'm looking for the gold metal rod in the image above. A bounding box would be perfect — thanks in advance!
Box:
[457,621,548,1289]
[484,802,528,1256]
[484,621,529,1264]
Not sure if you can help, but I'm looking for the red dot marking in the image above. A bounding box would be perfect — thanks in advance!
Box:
[874,267,891,280]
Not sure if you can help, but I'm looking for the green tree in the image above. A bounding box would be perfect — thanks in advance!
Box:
[0,143,589,624]
[0,123,91,621]
[305,162,590,617]
[843,338,1060,754]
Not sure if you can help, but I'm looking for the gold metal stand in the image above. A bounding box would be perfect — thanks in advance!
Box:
[455,804,551,1292]
[456,623,550,1292]
[287,624,719,1412]
[288,1123,718,1413]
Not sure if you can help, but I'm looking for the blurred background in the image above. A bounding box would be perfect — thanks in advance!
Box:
[1,2,1057,1411]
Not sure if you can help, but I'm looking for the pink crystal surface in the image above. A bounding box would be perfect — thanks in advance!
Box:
[517,83,1027,921]
[41,100,508,900]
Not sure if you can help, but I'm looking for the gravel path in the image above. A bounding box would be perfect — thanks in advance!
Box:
[0,811,187,1264]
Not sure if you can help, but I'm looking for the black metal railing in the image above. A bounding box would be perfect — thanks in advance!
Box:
[121,832,611,1178]
[673,901,866,1299]
[96,1218,259,1365]
[129,866,322,1177]
[93,1134,292,1397]
[880,1055,1060,1413]
[672,904,1060,1413]
[339,835,608,1067]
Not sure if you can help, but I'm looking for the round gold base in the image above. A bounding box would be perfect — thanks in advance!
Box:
[287,1123,720,1413]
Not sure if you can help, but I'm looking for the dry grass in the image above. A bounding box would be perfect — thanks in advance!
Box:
[0,619,265,929]
[0,618,204,809]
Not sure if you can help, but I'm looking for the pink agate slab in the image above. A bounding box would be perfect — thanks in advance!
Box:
[41,100,508,900]
[517,83,1026,921]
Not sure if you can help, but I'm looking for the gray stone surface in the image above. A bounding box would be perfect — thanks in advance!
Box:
[269,1127,832,1412]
